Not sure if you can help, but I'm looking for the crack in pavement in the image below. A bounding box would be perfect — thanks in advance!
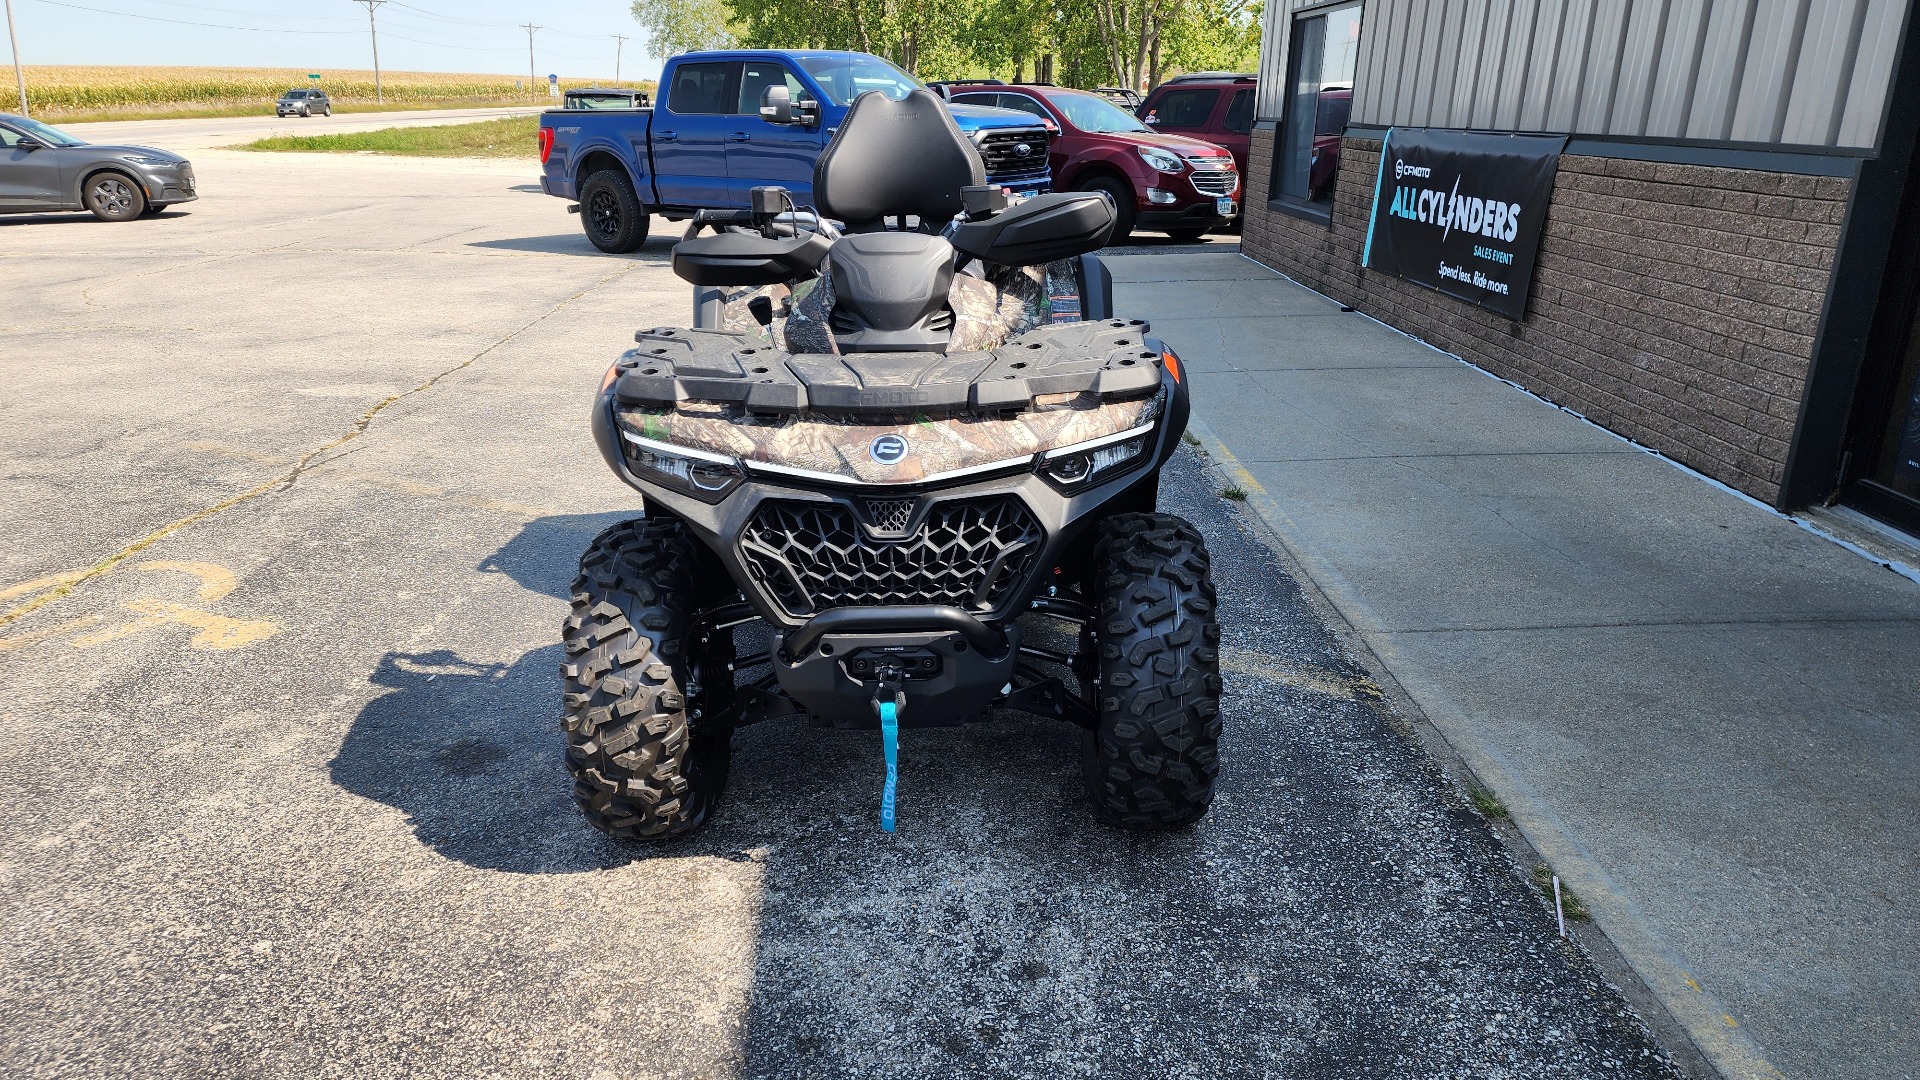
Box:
[0,261,639,631]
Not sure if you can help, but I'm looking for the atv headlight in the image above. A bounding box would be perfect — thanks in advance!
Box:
[1038,422,1155,491]
[621,432,743,503]
[1137,146,1185,173]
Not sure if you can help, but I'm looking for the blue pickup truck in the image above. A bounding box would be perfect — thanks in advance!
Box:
[539,50,1054,253]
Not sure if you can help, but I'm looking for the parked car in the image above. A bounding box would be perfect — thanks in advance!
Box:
[949,83,1237,241]
[564,87,650,110]
[276,89,331,117]
[0,113,197,220]
[539,50,1054,254]
[1136,74,1255,180]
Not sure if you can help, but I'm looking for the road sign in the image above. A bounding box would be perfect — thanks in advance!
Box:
[548,73,560,99]
[308,73,321,80]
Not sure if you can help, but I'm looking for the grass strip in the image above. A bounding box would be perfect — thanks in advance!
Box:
[234,116,539,159]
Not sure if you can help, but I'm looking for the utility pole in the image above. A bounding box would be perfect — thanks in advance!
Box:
[520,23,540,102]
[4,0,27,117]
[352,0,387,104]
[612,34,627,85]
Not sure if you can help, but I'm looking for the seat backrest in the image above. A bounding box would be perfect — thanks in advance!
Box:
[813,89,986,228]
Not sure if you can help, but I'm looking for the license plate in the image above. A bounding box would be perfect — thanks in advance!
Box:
[1216,197,1236,216]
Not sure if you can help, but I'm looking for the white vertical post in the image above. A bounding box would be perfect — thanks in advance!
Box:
[613,34,627,84]
[353,1,387,105]
[5,0,28,118]
[521,24,541,102]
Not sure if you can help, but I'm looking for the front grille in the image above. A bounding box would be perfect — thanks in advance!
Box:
[740,497,1043,618]
[865,498,915,536]
[977,128,1052,182]
[1191,171,1238,196]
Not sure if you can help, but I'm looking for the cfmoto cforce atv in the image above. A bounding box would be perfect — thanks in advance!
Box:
[565,87,1222,838]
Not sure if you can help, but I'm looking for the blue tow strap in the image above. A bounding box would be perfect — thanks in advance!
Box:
[878,699,899,832]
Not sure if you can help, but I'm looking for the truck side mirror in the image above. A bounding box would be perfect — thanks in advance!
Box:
[759,84,795,125]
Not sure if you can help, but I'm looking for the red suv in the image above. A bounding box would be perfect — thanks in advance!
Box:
[950,84,1240,242]
[1136,74,1256,182]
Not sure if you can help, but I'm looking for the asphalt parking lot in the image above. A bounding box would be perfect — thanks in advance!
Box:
[2,150,1683,1077]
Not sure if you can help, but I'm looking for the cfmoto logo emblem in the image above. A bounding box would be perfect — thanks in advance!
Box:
[1014,143,1033,157]
[869,434,908,465]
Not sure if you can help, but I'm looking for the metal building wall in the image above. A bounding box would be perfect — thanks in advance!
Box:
[1255,0,1911,150]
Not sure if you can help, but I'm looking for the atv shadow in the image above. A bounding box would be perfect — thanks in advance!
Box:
[474,510,634,598]
[465,232,677,259]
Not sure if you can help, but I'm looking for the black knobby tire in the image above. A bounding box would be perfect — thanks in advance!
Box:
[85,171,146,222]
[562,518,737,840]
[1082,512,1223,828]
[1166,228,1208,243]
[1079,174,1136,241]
[579,168,651,254]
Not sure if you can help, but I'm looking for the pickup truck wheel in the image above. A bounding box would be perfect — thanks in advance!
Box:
[1079,175,1136,241]
[580,168,650,254]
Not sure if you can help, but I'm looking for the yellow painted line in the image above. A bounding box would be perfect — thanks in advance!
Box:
[0,570,88,604]
[1184,415,1789,1080]
[134,561,238,604]
[0,615,107,653]
[72,598,278,651]
[0,263,635,632]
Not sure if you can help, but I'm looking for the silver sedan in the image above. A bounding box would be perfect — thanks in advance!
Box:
[0,113,198,221]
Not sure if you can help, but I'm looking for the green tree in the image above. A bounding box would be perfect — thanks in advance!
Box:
[631,0,735,58]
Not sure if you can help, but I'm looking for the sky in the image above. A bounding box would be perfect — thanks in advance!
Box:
[2,0,664,81]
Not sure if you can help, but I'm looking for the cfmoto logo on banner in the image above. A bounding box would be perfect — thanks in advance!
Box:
[1386,166,1523,244]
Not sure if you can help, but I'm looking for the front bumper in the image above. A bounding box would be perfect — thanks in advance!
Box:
[132,161,198,205]
[1137,199,1237,230]
[590,362,1191,726]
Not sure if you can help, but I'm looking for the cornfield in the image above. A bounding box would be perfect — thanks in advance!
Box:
[6,66,655,118]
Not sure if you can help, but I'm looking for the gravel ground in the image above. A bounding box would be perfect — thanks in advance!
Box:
[0,153,1681,1078]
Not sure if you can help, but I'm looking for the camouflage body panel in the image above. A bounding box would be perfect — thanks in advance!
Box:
[775,255,1084,355]
[619,390,1160,485]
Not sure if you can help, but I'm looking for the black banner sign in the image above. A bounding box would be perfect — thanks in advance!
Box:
[1362,129,1567,321]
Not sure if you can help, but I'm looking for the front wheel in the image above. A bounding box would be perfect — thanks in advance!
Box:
[562,518,737,840]
[579,168,651,254]
[85,171,146,221]
[1082,512,1223,828]
[1078,175,1136,241]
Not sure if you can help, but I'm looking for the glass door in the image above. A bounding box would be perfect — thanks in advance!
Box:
[1845,166,1920,532]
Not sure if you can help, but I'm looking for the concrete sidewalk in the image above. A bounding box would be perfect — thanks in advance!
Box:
[1115,251,1920,1080]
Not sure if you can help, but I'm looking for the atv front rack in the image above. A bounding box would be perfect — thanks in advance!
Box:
[616,319,1165,416]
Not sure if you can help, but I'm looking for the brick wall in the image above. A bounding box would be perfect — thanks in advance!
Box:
[1241,126,1852,505]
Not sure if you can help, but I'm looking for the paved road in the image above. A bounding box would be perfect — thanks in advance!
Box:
[58,106,544,152]
[1,154,1679,1077]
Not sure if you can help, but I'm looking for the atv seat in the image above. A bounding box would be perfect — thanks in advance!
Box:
[671,230,831,287]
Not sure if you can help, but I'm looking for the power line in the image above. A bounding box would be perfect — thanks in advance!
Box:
[139,0,358,22]
[28,0,360,32]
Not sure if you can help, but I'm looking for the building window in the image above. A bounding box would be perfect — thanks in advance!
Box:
[1273,2,1361,213]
